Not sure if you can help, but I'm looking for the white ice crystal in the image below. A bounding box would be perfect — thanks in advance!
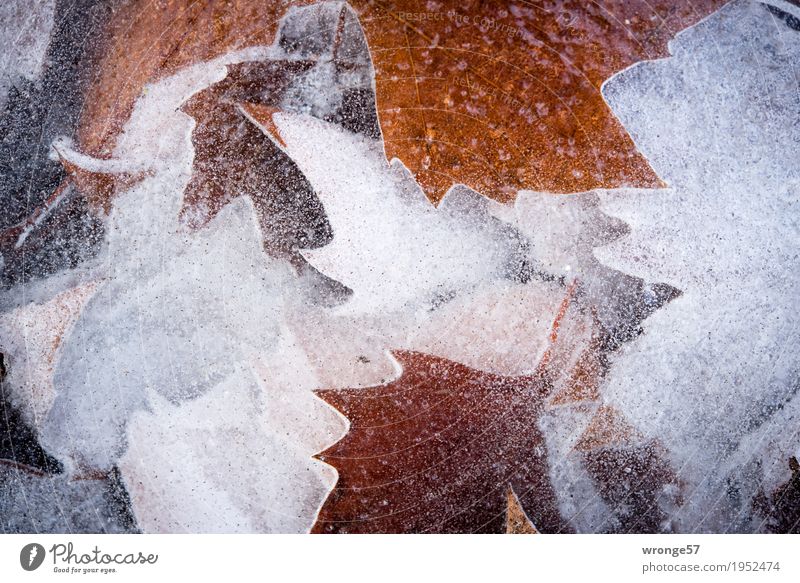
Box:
[43,196,291,470]
[491,190,649,336]
[273,111,572,388]
[596,0,800,531]
[274,112,524,316]
[120,331,341,533]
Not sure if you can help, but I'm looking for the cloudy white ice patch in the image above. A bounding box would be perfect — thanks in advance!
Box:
[596,0,800,531]
[120,337,340,534]
[274,112,526,316]
[43,196,291,471]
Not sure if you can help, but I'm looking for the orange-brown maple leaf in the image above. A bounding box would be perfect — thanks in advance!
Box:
[312,350,572,533]
[76,0,727,206]
[349,0,727,202]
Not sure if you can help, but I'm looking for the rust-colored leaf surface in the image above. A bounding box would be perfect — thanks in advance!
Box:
[348,0,727,201]
[312,350,571,533]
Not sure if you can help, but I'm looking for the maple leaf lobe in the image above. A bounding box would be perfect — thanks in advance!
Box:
[350,0,726,201]
[313,350,569,534]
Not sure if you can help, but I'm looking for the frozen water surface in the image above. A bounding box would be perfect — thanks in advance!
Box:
[0,0,798,533]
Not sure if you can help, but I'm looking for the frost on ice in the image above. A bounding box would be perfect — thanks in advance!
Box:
[596,0,800,531]
[275,112,528,316]
[1,0,799,534]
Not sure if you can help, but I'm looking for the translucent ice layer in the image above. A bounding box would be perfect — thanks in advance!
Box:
[597,0,800,531]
